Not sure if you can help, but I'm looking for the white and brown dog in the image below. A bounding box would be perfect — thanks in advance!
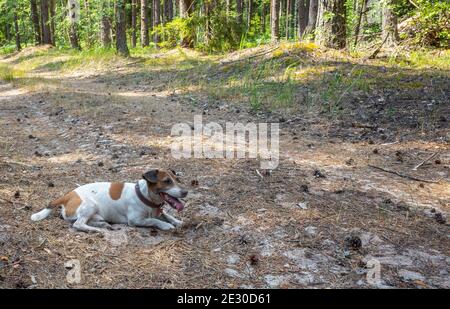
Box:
[31,169,188,233]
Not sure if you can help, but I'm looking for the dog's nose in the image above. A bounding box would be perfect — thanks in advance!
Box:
[180,189,188,198]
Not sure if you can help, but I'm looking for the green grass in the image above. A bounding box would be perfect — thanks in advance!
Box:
[0,64,25,82]
[1,43,448,117]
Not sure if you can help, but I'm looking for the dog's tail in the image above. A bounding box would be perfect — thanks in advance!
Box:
[31,194,70,222]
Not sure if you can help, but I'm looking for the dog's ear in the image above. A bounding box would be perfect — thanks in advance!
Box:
[143,169,159,183]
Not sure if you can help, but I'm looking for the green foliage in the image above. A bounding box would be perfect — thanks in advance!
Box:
[153,17,196,49]
[408,0,450,48]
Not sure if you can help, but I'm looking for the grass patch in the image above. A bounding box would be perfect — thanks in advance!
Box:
[0,64,25,82]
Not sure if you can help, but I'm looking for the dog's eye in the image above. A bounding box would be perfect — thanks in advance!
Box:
[164,179,172,184]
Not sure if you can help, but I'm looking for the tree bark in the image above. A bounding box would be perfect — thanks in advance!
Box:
[141,0,149,46]
[271,0,280,42]
[179,0,193,18]
[297,0,309,37]
[115,0,130,56]
[304,0,317,37]
[30,0,41,45]
[285,0,291,39]
[40,0,52,44]
[131,0,137,47]
[101,2,112,48]
[247,0,253,30]
[49,0,56,45]
[67,0,81,50]
[13,11,21,51]
[152,0,161,44]
[179,0,193,46]
[382,0,399,46]
[261,3,267,34]
[164,0,173,23]
[316,0,346,49]
[236,0,244,28]
[354,0,368,46]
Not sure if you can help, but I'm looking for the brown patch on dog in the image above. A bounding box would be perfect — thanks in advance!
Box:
[49,191,82,217]
[109,182,125,200]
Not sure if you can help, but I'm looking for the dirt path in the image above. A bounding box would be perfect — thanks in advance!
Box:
[0,50,449,288]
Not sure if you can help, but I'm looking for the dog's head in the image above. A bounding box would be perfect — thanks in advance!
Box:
[143,169,188,212]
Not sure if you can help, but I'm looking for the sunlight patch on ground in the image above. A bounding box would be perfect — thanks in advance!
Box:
[48,151,100,164]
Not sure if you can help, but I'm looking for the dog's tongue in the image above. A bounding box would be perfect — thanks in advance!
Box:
[162,194,184,212]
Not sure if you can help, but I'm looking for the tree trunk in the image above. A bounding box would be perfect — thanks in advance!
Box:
[304,0,317,37]
[236,0,244,28]
[164,0,173,23]
[131,0,137,47]
[13,12,21,51]
[271,0,280,42]
[354,0,368,46]
[247,0,253,30]
[297,0,309,37]
[67,0,81,50]
[40,0,52,44]
[179,0,193,46]
[115,0,130,56]
[179,0,193,18]
[30,0,41,45]
[101,2,112,48]
[152,0,161,44]
[382,0,399,46]
[49,0,56,45]
[141,0,149,46]
[316,0,346,49]
[261,3,267,34]
[204,1,211,44]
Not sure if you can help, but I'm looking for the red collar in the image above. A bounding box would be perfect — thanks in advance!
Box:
[135,183,164,209]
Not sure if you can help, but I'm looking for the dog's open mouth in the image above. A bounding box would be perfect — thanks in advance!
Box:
[160,193,184,212]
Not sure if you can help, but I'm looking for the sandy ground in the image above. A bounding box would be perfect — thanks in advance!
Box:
[0,47,449,288]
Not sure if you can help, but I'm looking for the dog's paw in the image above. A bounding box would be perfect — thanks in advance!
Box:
[171,220,184,228]
[109,225,122,231]
[158,222,176,231]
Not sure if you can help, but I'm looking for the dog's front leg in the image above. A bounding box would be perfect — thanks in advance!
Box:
[128,217,175,231]
[161,211,183,227]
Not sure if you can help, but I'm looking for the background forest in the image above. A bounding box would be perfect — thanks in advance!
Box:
[0,0,448,55]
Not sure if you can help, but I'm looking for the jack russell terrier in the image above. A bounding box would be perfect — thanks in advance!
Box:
[31,169,188,233]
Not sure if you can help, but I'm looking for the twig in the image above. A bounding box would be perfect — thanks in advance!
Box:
[0,160,34,168]
[367,35,389,60]
[380,141,399,146]
[255,169,264,180]
[408,0,419,9]
[219,45,279,66]
[412,152,439,171]
[368,164,443,184]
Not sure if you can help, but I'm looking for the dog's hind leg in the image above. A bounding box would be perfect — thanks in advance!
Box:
[72,205,104,233]
[88,215,120,230]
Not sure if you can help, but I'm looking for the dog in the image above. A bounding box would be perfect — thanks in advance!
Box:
[31,169,188,233]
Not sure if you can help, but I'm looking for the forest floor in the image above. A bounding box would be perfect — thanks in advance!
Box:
[0,44,449,288]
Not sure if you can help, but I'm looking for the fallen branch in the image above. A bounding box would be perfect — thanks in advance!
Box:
[255,169,264,180]
[0,160,34,168]
[367,35,389,60]
[412,152,440,171]
[219,45,280,66]
[368,164,443,184]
